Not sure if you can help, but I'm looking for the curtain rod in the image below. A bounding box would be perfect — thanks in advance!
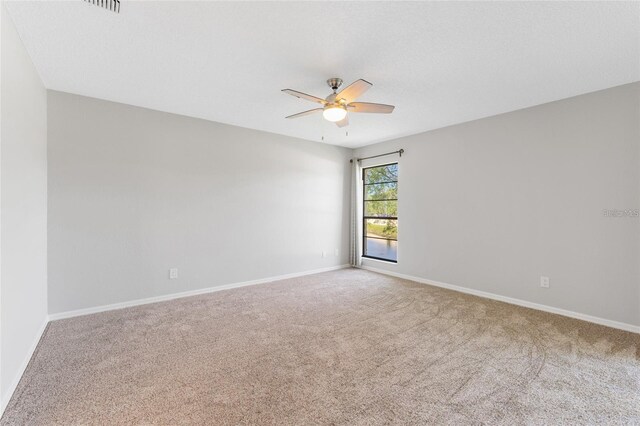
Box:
[350,149,404,163]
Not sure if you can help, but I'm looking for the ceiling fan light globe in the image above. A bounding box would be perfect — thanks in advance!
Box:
[323,106,347,122]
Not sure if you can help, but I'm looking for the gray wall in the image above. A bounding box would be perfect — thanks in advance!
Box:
[0,5,48,408]
[47,91,351,314]
[356,83,640,327]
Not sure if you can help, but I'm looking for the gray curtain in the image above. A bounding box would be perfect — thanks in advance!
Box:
[349,159,362,267]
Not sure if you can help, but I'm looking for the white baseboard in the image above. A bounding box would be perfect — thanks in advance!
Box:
[360,265,640,334]
[48,264,350,322]
[1,317,49,417]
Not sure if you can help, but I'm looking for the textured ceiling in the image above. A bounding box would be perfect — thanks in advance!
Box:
[5,1,640,148]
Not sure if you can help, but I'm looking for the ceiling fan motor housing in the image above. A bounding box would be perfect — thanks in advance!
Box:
[327,78,343,92]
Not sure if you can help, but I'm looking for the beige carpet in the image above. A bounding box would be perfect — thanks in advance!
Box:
[2,268,639,425]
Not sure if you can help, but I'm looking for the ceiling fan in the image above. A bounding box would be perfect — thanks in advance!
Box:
[282,78,394,128]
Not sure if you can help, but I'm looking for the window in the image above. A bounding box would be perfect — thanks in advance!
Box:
[363,163,397,262]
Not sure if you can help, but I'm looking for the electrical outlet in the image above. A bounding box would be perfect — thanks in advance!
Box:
[321,251,327,258]
[335,248,339,257]
[169,268,178,279]
[540,276,549,288]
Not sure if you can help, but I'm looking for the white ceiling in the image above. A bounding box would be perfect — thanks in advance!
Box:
[5,1,640,148]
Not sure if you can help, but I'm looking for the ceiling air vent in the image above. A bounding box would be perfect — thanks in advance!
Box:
[83,0,120,14]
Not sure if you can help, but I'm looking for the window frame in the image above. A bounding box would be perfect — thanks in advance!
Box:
[362,162,398,263]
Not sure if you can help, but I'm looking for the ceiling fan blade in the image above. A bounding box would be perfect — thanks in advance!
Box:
[335,115,349,128]
[336,79,372,103]
[285,108,323,119]
[348,102,395,114]
[282,89,327,105]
